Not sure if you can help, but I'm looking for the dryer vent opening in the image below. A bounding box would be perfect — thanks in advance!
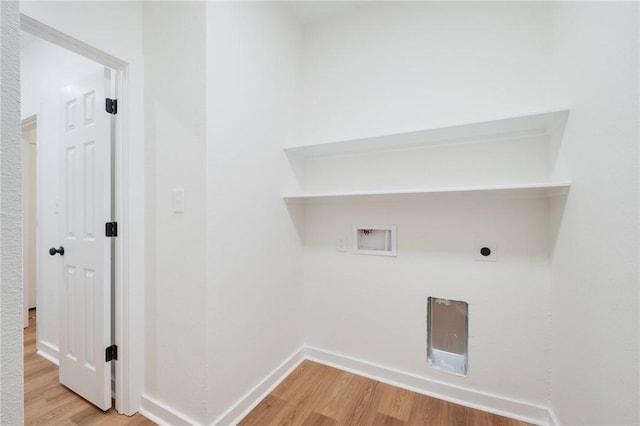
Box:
[427,297,468,376]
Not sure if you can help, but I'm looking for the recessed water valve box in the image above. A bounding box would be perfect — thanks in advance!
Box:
[353,225,397,256]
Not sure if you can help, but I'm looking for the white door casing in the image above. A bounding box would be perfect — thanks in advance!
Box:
[22,117,37,328]
[55,68,113,411]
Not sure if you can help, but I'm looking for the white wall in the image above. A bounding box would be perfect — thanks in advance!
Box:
[304,196,553,404]
[549,3,639,425]
[205,2,305,421]
[301,1,564,146]
[299,1,565,410]
[21,36,103,361]
[0,1,24,423]
[142,2,208,422]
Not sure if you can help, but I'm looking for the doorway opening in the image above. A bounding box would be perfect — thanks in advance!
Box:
[21,26,118,411]
[20,13,144,416]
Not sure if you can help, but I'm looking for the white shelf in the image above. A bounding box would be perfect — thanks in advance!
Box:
[283,182,571,201]
[284,109,569,159]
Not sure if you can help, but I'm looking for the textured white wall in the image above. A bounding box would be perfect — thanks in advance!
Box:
[142,2,208,422]
[549,3,639,425]
[0,1,24,424]
[205,2,305,421]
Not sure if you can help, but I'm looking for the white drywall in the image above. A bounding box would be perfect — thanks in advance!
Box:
[205,2,305,421]
[299,134,551,194]
[549,3,639,425]
[142,1,208,422]
[301,1,564,146]
[0,1,24,423]
[304,196,553,405]
[299,1,563,409]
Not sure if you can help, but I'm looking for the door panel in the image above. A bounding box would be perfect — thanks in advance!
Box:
[57,68,112,411]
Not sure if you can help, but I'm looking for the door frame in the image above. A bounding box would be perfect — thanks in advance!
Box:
[20,14,145,415]
[21,115,37,329]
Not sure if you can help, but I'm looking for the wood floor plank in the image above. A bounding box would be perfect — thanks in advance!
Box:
[332,374,381,425]
[238,395,288,426]
[371,412,407,426]
[240,360,534,426]
[406,391,446,425]
[315,370,356,419]
[376,381,416,422]
[269,363,343,426]
[301,411,337,426]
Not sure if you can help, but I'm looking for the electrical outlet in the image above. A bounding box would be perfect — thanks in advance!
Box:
[337,235,347,252]
[475,241,497,262]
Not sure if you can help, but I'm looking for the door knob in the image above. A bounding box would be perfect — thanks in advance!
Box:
[49,246,64,256]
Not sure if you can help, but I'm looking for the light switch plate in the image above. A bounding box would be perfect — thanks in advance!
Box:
[337,235,347,252]
[173,189,185,213]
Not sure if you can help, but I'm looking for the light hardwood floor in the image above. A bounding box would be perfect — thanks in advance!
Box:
[24,309,155,426]
[239,361,533,426]
[25,309,531,425]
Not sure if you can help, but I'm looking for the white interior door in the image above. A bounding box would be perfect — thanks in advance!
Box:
[54,68,113,411]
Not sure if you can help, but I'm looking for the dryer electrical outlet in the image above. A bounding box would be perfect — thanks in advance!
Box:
[475,241,497,262]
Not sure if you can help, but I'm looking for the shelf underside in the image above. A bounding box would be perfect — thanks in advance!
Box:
[283,182,571,201]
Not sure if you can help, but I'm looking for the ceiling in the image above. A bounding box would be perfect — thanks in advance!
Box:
[286,1,366,25]
[19,4,365,48]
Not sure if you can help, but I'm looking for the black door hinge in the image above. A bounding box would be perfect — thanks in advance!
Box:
[105,98,118,115]
[105,222,118,237]
[105,345,118,362]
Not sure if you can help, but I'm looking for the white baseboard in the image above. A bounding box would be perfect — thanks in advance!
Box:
[214,346,306,426]
[139,393,200,426]
[305,346,554,426]
[37,341,59,365]
[548,407,560,426]
[137,345,556,426]
[137,347,306,426]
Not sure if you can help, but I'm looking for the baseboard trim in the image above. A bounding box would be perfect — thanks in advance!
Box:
[138,345,555,426]
[214,346,306,426]
[37,341,59,365]
[548,407,560,426]
[305,346,554,426]
[139,393,200,426]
